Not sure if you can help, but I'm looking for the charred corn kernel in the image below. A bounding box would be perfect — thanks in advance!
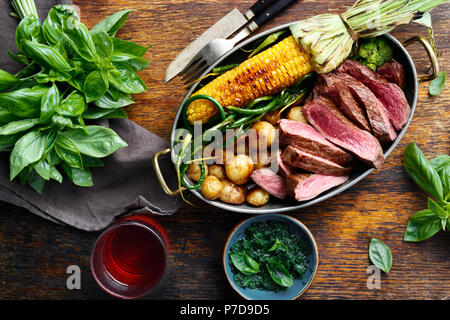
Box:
[186,36,313,124]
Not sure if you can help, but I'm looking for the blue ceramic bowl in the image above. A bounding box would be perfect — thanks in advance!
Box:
[223,214,318,300]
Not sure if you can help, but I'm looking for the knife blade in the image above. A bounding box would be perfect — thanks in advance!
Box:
[164,0,278,83]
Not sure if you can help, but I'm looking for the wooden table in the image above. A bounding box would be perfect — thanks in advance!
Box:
[0,0,449,300]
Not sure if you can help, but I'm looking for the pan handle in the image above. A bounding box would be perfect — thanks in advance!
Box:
[153,148,185,196]
[403,36,439,83]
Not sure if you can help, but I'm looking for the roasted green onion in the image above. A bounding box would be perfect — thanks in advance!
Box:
[248,30,287,58]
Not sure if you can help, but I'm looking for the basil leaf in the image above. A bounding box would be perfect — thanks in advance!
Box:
[404,210,442,242]
[0,118,40,136]
[439,165,450,200]
[63,18,98,63]
[84,71,109,103]
[82,155,104,168]
[0,86,48,118]
[0,133,24,152]
[35,69,71,85]
[230,252,260,275]
[368,238,392,273]
[112,56,150,72]
[82,106,123,120]
[67,73,86,92]
[43,5,78,46]
[61,125,127,158]
[404,142,443,201]
[101,108,128,120]
[46,149,61,166]
[34,159,51,180]
[15,16,43,51]
[429,71,446,96]
[265,258,293,288]
[55,134,83,169]
[430,155,450,172]
[51,114,73,129]
[27,169,46,194]
[10,130,49,180]
[21,40,73,73]
[0,108,21,126]
[17,165,33,186]
[61,163,93,187]
[49,165,63,183]
[90,9,133,37]
[428,198,448,219]
[0,69,19,91]
[57,90,86,117]
[112,38,150,57]
[93,91,134,109]
[92,31,114,60]
[107,86,122,101]
[8,49,29,65]
[108,68,146,94]
[268,239,289,252]
[40,83,60,122]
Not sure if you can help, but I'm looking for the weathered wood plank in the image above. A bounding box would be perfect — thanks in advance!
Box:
[0,0,448,299]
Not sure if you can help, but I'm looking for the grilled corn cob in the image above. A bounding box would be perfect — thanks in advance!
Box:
[186,35,313,124]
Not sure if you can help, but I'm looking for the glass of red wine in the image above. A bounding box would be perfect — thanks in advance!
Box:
[90,212,169,299]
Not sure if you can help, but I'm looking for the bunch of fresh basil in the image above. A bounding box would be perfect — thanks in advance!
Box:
[403,142,449,241]
[0,5,150,193]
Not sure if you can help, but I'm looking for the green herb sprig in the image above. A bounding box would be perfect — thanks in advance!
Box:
[229,221,310,292]
[403,142,449,241]
[0,2,151,193]
[369,238,392,273]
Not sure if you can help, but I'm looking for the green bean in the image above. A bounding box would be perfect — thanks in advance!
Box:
[245,96,273,109]
[180,161,205,190]
[228,98,279,115]
[212,63,239,75]
[294,72,315,87]
[227,114,255,129]
[248,30,287,58]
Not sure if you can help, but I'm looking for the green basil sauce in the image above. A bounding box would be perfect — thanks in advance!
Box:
[229,221,311,292]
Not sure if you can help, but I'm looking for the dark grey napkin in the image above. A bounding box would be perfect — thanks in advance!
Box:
[0,0,182,231]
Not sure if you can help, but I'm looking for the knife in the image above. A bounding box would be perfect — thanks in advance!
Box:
[164,0,278,83]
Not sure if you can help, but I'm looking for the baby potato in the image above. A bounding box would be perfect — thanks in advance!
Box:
[219,180,247,205]
[212,148,234,165]
[263,110,281,125]
[225,154,254,185]
[186,161,208,182]
[201,176,223,200]
[252,152,271,170]
[246,187,270,207]
[252,121,276,147]
[208,164,226,181]
[286,106,308,124]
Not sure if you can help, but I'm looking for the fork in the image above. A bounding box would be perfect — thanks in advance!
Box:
[181,0,297,86]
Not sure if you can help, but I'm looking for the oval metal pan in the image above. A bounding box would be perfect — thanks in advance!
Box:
[170,22,418,214]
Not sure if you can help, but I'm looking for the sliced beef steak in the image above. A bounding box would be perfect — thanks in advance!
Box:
[281,145,352,176]
[251,168,288,199]
[332,72,397,144]
[377,59,406,89]
[286,173,349,202]
[317,74,371,131]
[337,59,410,131]
[302,96,384,168]
[278,119,353,166]
[274,149,296,177]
